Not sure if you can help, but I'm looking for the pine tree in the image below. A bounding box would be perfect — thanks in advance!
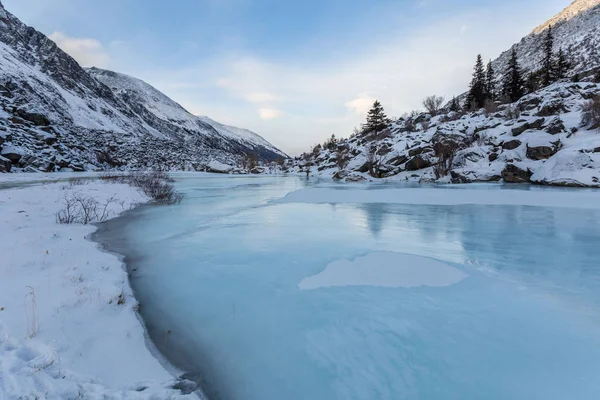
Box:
[364,100,391,133]
[464,54,486,110]
[485,60,496,100]
[502,48,525,102]
[542,26,555,86]
[449,96,460,112]
[554,48,570,80]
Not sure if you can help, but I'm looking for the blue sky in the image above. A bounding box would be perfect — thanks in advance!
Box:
[4,0,569,154]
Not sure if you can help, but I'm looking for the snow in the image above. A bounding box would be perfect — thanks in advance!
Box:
[0,179,194,399]
[298,252,467,290]
[280,186,600,209]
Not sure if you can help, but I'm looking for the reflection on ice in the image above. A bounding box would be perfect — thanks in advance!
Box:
[299,252,467,289]
[95,177,600,400]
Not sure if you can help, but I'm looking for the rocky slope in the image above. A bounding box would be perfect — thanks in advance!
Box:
[292,82,600,187]
[0,1,286,173]
[494,0,600,80]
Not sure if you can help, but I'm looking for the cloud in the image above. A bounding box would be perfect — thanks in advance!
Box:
[258,108,282,120]
[48,32,110,67]
[245,92,280,104]
[345,96,377,115]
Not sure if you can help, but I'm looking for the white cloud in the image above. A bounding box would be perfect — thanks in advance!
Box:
[345,96,377,115]
[258,108,282,120]
[245,92,280,104]
[49,32,110,67]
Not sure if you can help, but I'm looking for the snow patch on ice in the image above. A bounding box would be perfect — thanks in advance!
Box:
[299,252,467,290]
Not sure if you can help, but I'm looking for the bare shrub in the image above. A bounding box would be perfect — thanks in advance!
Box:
[504,104,521,120]
[433,140,460,179]
[56,193,122,224]
[581,95,600,129]
[484,99,498,116]
[421,120,431,132]
[366,145,385,178]
[127,171,182,204]
[422,95,445,116]
[25,286,39,338]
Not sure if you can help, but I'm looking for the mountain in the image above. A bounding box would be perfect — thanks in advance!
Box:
[0,1,286,173]
[493,0,600,80]
[291,1,600,187]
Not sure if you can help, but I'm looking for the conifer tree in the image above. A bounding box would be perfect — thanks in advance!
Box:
[542,26,555,86]
[554,48,570,80]
[502,48,525,102]
[485,60,496,100]
[364,100,391,133]
[449,96,460,112]
[464,54,486,110]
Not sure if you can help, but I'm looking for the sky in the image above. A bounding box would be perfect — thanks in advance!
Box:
[4,0,570,155]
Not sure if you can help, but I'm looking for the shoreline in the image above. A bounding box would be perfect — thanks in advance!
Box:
[0,178,197,399]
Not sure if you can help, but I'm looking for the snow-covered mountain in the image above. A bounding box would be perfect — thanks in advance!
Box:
[493,0,600,80]
[0,1,286,173]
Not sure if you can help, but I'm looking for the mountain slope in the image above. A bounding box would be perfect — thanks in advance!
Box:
[0,2,285,173]
[493,0,600,80]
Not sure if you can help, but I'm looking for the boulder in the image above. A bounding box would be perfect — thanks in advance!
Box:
[537,100,567,117]
[0,155,11,172]
[502,140,522,150]
[502,164,532,183]
[354,161,371,173]
[388,155,408,166]
[488,152,499,162]
[15,109,50,126]
[526,144,559,160]
[333,170,350,181]
[0,144,22,163]
[450,171,472,184]
[544,117,566,135]
[345,174,368,182]
[405,156,431,171]
[511,118,545,136]
[408,146,433,157]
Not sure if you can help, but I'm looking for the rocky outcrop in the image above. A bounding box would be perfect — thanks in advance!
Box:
[502,164,533,183]
[405,156,431,171]
[512,118,545,136]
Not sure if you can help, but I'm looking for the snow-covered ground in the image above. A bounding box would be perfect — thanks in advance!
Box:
[0,178,195,399]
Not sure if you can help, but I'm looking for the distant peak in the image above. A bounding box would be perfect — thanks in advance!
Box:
[532,0,600,34]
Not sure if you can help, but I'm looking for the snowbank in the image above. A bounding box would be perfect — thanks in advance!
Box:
[0,179,194,399]
[299,252,467,290]
[280,186,600,209]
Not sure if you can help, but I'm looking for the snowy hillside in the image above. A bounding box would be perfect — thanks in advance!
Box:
[293,82,600,187]
[493,0,600,80]
[0,2,285,173]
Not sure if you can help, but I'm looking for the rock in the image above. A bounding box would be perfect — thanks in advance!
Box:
[544,117,566,135]
[408,146,432,157]
[388,155,408,166]
[594,147,600,153]
[502,164,532,183]
[69,162,85,172]
[14,109,50,126]
[502,140,522,150]
[489,152,499,162]
[450,171,472,184]
[333,170,350,180]
[55,157,70,168]
[345,174,367,182]
[0,155,11,172]
[354,161,371,173]
[0,145,22,163]
[519,96,542,110]
[23,166,41,173]
[526,144,559,160]
[250,167,264,174]
[537,100,567,117]
[405,156,431,171]
[511,118,545,136]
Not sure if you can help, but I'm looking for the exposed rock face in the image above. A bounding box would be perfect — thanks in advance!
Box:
[526,143,560,160]
[0,3,287,173]
[0,155,11,172]
[502,140,522,150]
[502,164,533,183]
[405,156,431,171]
[512,119,545,136]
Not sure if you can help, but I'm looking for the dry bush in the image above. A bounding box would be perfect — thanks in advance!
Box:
[421,120,431,132]
[56,193,122,224]
[335,148,350,170]
[581,95,600,129]
[484,99,498,116]
[422,95,445,116]
[433,140,460,179]
[127,170,182,205]
[504,104,521,120]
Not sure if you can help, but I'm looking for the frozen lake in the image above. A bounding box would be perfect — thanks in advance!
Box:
[96,175,600,400]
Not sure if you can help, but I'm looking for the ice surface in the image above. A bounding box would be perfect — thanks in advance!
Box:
[299,252,467,289]
[95,177,600,400]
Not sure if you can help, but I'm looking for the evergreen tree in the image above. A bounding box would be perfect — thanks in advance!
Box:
[502,48,525,102]
[449,96,460,112]
[364,100,391,133]
[541,25,555,86]
[554,48,570,80]
[464,54,487,110]
[595,69,600,83]
[485,60,496,100]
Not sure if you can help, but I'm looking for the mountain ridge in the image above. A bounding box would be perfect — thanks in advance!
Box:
[0,1,286,173]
